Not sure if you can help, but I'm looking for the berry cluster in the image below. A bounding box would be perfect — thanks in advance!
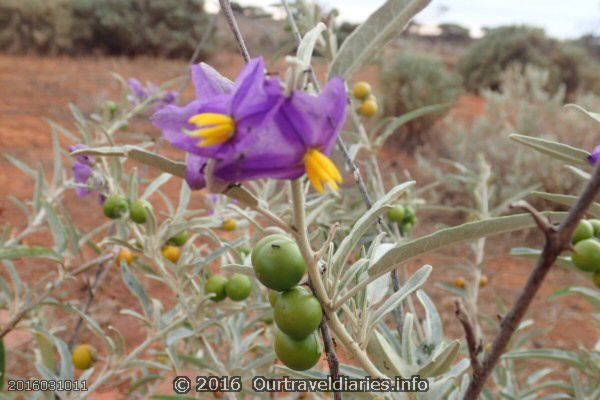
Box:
[352,81,379,118]
[204,273,253,302]
[571,219,600,288]
[102,194,152,225]
[387,204,417,235]
[251,234,322,371]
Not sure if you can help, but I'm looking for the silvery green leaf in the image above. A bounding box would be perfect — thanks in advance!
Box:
[121,262,152,319]
[365,243,394,305]
[329,0,431,78]
[7,195,30,221]
[374,103,451,147]
[34,331,57,371]
[511,247,575,270]
[3,261,22,299]
[108,326,126,357]
[297,22,326,68]
[401,313,416,365]
[0,246,59,261]
[4,154,37,179]
[52,336,74,380]
[526,368,554,385]
[175,180,192,217]
[418,340,460,378]
[51,127,63,187]
[221,264,255,277]
[532,191,600,218]
[565,103,600,123]
[128,167,139,200]
[68,305,116,353]
[42,201,67,253]
[416,290,442,345]
[141,173,172,201]
[127,374,164,395]
[71,146,186,178]
[368,264,432,328]
[418,376,454,400]
[333,181,415,271]
[509,133,590,165]
[502,349,585,369]
[34,166,45,212]
[367,212,566,281]
[550,286,600,309]
[367,329,413,377]
[565,165,592,181]
[166,326,194,347]
[337,258,369,297]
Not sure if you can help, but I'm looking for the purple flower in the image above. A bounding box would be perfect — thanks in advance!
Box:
[589,145,600,166]
[152,57,283,161]
[129,78,177,108]
[69,145,106,202]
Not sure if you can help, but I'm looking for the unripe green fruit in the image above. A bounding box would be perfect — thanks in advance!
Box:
[129,199,150,224]
[268,289,280,307]
[103,194,128,219]
[572,220,594,244]
[251,234,294,266]
[168,231,190,247]
[589,219,600,237]
[387,205,405,223]
[274,286,322,339]
[593,271,600,289]
[252,239,306,292]
[205,275,228,302]
[274,331,321,371]
[225,273,253,301]
[571,239,600,272]
[403,206,416,224]
[239,244,251,255]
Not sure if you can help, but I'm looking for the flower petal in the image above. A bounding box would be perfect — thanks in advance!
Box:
[589,145,600,166]
[191,63,234,98]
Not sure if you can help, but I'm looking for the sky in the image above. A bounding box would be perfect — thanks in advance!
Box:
[209,0,600,39]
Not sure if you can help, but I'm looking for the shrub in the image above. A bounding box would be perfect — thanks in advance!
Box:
[458,25,598,96]
[381,52,462,146]
[0,0,215,58]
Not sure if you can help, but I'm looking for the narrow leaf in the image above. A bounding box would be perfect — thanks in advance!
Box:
[509,133,590,166]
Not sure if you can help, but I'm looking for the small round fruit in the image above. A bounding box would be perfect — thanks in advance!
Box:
[103,194,128,219]
[454,277,466,289]
[225,273,253,301]
[387,205,405,223]
[239,244,251,255]
[167,231,190,247]
[403,222,414,234]
[268,289,280,307]
[274,331,321,371]
[275,286,322,339]
[205,275,228,302]
[571,239,600,272]
[479,275,489,288]
[403,206,416,224]
[572,220,594,244]
[222,219,237,231]
[359,99,378,117]
[129,199,150,224]
[352,81,372,100]
[589,219,600,237]
[162,245,181,264]
[72,344,96,370]
[593,271,600,289]
[251,234,293,266]
[116,248,135,266]
[253,239,306,292]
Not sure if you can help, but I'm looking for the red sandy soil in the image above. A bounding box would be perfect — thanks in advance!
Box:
[0,53,597,398]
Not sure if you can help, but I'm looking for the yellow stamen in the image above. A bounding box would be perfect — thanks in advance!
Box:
[304,149,343,194]
[187,113,236,147]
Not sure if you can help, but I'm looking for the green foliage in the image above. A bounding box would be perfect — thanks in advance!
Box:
[0,0,214,58]
[381,52,462,145]
[458,25,599,96]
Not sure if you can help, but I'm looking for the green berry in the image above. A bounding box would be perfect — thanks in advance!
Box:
[387,205,405,223]
[252,238,305,292]
[167,231,190,247]
[103,194,128,219]
[205,275,228,302]
[129,199,151,224]
[588,219,600,237]
[274,286,322,339]
[225,273,253,301]
[571,239,600,272]
[572,220,594,244]
[274,330,321,371]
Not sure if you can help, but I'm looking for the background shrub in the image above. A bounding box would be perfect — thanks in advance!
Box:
[458,26,599,96]
[381,52,463,146]
[0,0,215,58]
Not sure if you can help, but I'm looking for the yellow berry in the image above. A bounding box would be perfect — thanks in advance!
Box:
[352,81,372,100]
[454,277,466,289]
[116,248,135,266]
[162,245,181,264]
[72,344,96,370]
[222,219,237,231]
[479,275,489,288]
[360,99,378,117]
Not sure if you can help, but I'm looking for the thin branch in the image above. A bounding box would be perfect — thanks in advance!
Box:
[219,0,251,63]
[455,300,482,376]
[463,163,600,399]
[319,317,342,400]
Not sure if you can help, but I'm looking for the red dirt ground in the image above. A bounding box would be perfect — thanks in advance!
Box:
[0,53,598,398]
